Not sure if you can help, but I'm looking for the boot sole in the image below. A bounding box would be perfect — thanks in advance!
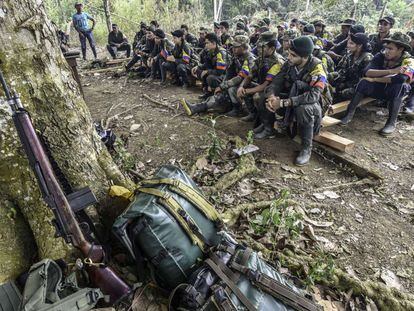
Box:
[295,162,309,167]
[180,99,193,116]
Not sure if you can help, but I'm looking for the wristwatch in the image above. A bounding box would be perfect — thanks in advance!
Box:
[281,99,291,107]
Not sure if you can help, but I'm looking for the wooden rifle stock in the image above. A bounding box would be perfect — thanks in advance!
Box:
[5,89,131,304]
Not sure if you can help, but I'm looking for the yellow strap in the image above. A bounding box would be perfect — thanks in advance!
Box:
[137,187,207,252]
[142,178,221,223]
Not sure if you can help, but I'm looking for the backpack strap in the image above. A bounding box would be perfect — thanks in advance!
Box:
[230,262,321,311]
[141,178,222,227]
[205,258,257,311]
[136,187,208,252]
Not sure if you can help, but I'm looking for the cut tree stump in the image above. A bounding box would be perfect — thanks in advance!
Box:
[314,131,355,153]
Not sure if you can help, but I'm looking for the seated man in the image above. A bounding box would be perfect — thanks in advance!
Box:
[125,29,155,73]
[330,33,372,101]
[181,24,199,47]
[264,36,331,166]
[191,33,228,98]
[180,35,255,116]
[161,29,193,87]
[333,18,356,45]
[313,20,332,49]
[369,16,394,55]
[277,30,299,58]
[197,27,208,51]
[106,24,131,59]
[327,24,365,62]
[219,21,231,48]
[237,32,285,134]
[147,29,174,80]
[403,30,414,116]
[341,32,414,136]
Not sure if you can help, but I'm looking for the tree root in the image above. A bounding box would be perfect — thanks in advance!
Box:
[279,249,414,311]
[206,136,259,195]
[242,235,414,311]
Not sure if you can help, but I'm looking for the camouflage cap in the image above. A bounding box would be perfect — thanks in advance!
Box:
[257,31,277,46]
[282,29,299,40]
[231,35,249,47]
[383,32,412,51]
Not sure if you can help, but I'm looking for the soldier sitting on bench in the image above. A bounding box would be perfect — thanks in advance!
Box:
[341,32,414,136]
[107,24,131,59]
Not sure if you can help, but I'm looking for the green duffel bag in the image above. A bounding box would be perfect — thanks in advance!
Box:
[169,233,322,311]
[112,165,222,289]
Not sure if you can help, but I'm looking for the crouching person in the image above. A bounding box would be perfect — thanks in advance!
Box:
[180,35,255,116]
[161,29,193,87]
[191,33,228,99]
[264,36,331,166]
[238,31,285,135]
[341,32,414,135]
[107,24,131,59]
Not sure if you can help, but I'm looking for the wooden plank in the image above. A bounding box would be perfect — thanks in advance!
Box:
[314,131,355,153]
[327,97,374,116]
[321,116,341,127]
[105,57,131,66]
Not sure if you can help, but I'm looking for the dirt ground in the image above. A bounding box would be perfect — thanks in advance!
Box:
[79,56,414,298]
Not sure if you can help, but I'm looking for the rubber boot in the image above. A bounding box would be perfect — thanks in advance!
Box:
[295,126,313,166]
[226,103,243,117]
[254,126,275,139]
[241,97,257,122]
[253,124,264,134]
[180,99,208,116]
[379,97,402,136]
[340,91,364,125]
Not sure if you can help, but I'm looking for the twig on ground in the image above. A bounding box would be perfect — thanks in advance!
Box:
[142,93,176,111]
[315,178,378,191]
[105,104,141,128]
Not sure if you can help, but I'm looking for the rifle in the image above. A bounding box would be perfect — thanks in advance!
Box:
[0,69,132,305]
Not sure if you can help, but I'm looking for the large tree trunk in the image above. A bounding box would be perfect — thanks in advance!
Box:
[0,0,133,282]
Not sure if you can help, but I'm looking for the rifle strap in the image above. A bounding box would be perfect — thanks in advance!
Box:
[205,258,257,311]
[230,261,321,311]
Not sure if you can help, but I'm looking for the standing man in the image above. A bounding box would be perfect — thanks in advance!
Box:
[107,24,131,59]
[72,2,97,60]
[369,16,394,55]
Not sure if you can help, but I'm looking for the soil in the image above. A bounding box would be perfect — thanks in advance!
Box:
[79,55,414,297]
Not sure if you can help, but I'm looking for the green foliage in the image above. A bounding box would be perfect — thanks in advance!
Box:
[112,139,136,172]
[250,190,303,239]
[304,250,335,286]
[246,129,254,145]
[207,116,225,162]
[44,0,208,45]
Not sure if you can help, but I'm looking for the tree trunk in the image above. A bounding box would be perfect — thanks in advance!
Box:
[0,0,133,282]
[103,0,112,33]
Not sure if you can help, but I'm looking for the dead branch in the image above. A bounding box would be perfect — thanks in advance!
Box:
[315,178,378,191]
[142,93,176,111]
[105,103,141,128]
[82,66,124,75]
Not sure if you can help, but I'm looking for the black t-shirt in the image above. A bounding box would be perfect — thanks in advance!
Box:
[108,31,125,45]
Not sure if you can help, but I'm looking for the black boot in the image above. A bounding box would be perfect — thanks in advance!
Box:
[199,92,212,100]
[253,123,264,134]
[226,103,243,117]
[180,99,208,116]
[295,126,313,166]
[241,112,257,122]
[254,126,275,139]
[340,92,364,125]
[380,97,402,136]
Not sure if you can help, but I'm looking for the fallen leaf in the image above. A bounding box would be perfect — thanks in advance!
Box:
[313,193,326,200]
[383,162,399,171]
[380,269,402,290]
[195,157,208,170]
[283,173,301,180]
[323,190,340,199]
[130,124,141,132]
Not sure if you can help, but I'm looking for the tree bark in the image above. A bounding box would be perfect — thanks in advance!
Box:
[0,0,133,282]
[103,0,112,33]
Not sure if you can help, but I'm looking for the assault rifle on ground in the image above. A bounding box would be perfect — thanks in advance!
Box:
[0,69,132,305]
